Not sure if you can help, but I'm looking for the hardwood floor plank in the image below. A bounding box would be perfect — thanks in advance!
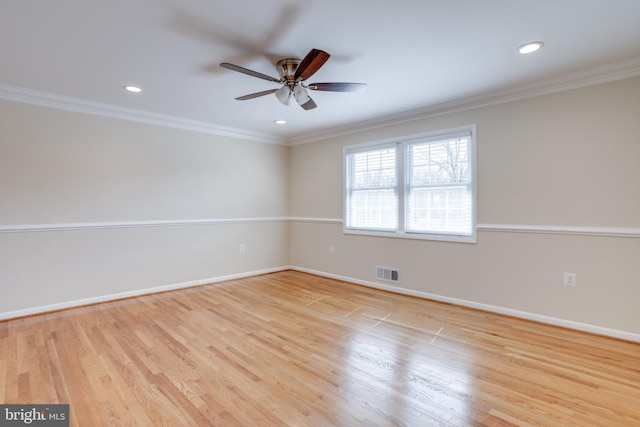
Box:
[1,270,639,426]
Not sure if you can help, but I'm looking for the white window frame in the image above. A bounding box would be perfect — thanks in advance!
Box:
[343,126,477,243]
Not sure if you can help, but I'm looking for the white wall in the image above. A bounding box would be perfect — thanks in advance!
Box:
[289,76,640,338]
[0,100,290,316]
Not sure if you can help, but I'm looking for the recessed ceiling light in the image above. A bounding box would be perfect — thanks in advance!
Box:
[274,120,287,125]
[518,41,544,54]
[124,85,142,93]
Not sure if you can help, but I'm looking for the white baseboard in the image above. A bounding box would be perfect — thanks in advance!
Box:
[290,266,640,344]
[4,265,638,344]
[0,266,290,321]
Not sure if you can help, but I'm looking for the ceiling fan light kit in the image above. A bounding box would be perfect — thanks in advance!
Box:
[274,86,291,105]
[293,85,310,104]
[220,48,367,110]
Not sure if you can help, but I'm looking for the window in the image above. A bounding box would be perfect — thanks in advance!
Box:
[344,127,476,242]
[344,143,397,231]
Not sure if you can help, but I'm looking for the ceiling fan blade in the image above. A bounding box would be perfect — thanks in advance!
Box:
[299,97,317,110]
[220,63,280,83]
[308,82,367,92]
[294,49,330,81]
[235,89,277,100]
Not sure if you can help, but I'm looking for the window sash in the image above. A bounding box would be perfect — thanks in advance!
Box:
[404,134,472,235]
[345,144,398,231]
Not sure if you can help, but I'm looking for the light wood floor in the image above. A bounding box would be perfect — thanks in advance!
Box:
[1,270,639,426]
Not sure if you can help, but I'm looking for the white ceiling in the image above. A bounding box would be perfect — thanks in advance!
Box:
[2,0,640,144]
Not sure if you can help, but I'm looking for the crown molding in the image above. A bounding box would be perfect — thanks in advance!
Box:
[0,83,285,145]
[289,56,640,146]
[3,56,640,148]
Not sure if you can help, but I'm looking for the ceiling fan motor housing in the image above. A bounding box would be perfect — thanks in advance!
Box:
[277,58,302,87]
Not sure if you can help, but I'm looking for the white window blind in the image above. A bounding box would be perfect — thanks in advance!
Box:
[405,132,472,235]
[345,145,397,231]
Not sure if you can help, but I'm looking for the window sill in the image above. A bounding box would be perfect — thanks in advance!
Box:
[343,227,477,243]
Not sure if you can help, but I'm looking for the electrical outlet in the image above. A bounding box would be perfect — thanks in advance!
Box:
[239,244,245,253]
[563,272,576,286]
[329,244,335,253]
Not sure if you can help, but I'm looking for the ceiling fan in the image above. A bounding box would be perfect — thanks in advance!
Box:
[220,48,367,110]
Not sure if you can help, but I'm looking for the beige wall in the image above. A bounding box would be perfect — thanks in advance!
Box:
[289,76,640,337]
[0,102,289,223]
[0,100,290,315]
[2,76,639,339]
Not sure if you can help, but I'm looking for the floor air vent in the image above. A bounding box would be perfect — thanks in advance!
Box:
[376,266,399,283]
